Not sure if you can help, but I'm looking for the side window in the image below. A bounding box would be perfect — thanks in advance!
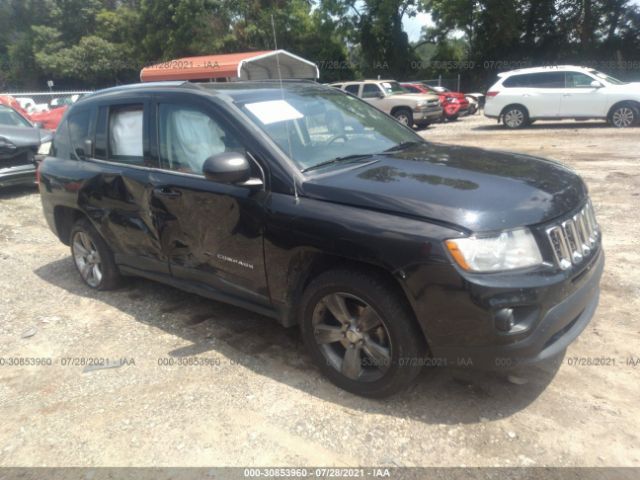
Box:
[527,72,565,88]
[67,109,92,160]
[566,72,595,88]
[51,118,71,160]
[344,84,360,96]
[158,103,243,175]
[404,85,419,93]
[108,105,144,165]
[362,84,382,98]
[503,75,528,88]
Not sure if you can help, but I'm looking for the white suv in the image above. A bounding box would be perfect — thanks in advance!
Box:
[485,66,640,129]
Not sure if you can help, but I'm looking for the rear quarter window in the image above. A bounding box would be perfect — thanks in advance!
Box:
[55,108,93,160]
[51,119,71,160]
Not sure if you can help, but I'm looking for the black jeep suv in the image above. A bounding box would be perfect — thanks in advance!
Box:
[38,81,604,397]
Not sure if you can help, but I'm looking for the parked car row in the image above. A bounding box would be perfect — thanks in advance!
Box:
[13,94,82,114]
[329,79,482,128]
[400,82,471,121]
[0,95,68,131]
[37,79,604,398]
[330,80,443,128]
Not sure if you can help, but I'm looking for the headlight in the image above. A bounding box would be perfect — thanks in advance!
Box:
[445,228,543,272]
[446,97,459,104]
[38,141,51,155]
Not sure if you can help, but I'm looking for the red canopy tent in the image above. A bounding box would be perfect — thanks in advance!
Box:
[140,50,319,83]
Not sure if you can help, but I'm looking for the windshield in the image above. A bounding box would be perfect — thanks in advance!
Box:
[589,70,627,85]
[0,105,32,128]
[237,88,422,172]
[379,81,406,95]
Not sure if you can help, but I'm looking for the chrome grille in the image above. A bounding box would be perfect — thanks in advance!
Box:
[546,201,599,270]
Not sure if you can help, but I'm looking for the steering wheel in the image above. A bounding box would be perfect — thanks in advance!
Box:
[327,134,348,145]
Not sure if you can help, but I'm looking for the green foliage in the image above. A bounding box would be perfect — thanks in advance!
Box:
[421,0,640,87]
[0,0,638,90]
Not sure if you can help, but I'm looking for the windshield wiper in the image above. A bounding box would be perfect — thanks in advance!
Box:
[301,141,427,173]
[383,140,426,153]
[301,154,375,173]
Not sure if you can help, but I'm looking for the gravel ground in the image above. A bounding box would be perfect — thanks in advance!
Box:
[0,114,639,468]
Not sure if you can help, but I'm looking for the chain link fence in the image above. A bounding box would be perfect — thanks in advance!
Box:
[0,90,93,114]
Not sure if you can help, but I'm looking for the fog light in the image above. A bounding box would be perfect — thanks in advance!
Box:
[495,308,515,332]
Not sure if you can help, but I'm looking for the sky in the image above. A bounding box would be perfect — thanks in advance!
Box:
[403,12,433,42]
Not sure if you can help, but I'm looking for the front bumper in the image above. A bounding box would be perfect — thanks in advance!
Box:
[432,248,604,370]
[0,164,36,188]
[415,107,444,122]
[407,246,604,371]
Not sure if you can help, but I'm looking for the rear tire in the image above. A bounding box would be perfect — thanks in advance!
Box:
[609,103,638,128]
[299,269,426,398]
[502,105,529,129]
[70,219,122,290]
[393,108,413,127]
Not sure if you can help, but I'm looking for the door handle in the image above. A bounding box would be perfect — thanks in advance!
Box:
[153,187,181,199]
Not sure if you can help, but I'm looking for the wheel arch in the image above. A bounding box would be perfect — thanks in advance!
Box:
[281,250,421,333]
[500,103,530,119]
[53,206,88,245]
[390,105,412,118]
[607,100,640,120]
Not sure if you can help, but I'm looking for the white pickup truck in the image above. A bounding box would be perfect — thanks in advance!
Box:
[330,80,442,128]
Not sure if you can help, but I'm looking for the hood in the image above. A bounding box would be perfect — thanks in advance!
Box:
[301,143,588,232]
[609,82,640,92]
[0,125,42,148]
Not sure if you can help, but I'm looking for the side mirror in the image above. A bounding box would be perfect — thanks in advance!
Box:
[202,151,251,184]
[377,91,385,98]
[33,121,44,129]
[590,80,603,88]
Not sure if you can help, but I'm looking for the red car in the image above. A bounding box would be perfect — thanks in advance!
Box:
[29,106,67,130]
[401,83,470,121]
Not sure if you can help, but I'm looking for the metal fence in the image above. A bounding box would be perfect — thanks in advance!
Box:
[420,76,462,92]
[0,90,93,113]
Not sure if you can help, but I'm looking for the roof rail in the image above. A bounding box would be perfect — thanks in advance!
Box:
[87,81,189,97]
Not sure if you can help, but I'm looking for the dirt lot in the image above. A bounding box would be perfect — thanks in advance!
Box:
[0,114,638,469]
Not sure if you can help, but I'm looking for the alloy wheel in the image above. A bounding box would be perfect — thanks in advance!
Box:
[612,107,635,128]
[72,231,103,288]
[312,292,392,382]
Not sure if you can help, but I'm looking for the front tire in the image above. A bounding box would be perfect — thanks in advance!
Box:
[70,219,121,290]
[502,105,529,129]
[609,103,638,128]
[393,108,413,127]
[299,269,426,398]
